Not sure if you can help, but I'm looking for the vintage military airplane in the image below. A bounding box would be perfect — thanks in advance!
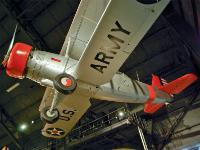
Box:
[0,0,198,138]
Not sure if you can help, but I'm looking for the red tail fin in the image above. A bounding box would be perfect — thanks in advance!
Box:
[152,75,162,87]
[144,73,198,114]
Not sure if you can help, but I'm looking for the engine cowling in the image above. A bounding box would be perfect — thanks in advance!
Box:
[26,49,68,83]
[6,42,70,87]
[6,43,32,79]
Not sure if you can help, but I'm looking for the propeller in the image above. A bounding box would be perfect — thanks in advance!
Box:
[0,24,18,71]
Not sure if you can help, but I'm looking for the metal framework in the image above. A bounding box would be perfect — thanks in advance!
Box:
[0,0,76,52]
[0,0,49,49]
[0,105,22,149]
[151,83,200,150]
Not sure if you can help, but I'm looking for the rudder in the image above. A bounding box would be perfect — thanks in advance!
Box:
[144,73,198,114]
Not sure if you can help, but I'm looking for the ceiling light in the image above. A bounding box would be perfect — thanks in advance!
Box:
[118,111,124,117]
[19,123,27,131]
[6,82,20,93]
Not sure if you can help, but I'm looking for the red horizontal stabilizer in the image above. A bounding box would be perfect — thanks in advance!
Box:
[144,73,198,114]
[158,73,198,95]
[144,103,164,114]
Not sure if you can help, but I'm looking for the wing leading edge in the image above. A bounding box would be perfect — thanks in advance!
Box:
[60,0,110,59]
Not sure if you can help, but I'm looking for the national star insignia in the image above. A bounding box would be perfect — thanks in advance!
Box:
[46,128,65,136]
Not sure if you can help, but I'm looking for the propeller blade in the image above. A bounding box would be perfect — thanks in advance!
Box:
[4,24,18,62]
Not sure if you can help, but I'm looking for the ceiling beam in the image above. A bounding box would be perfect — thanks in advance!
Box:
[0,122,22,149]
[191,0,199,34]
[0,0,50,50]
[155,88,200,149]
[0,106,23,149]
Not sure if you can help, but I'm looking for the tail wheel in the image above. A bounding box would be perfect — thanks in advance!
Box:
[53,73,77,94]
[40,107,59,124]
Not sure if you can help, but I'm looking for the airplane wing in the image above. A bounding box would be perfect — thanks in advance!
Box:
[74,0,170,85]
[60,0,110,60]
[40,88,91,139]
[39,0,108,106]
[39,0,170,138]
[39,0,109,138]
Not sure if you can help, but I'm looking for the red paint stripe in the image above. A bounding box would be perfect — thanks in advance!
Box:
[144,85,157,113]
[144,85,165,114]
[146,85,156,103]
[51,57,61,62]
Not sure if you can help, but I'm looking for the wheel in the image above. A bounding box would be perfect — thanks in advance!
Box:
[53,73,77,94]
[40,107,59,124]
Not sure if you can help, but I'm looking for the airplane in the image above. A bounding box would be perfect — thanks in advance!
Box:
[0,0,198,139]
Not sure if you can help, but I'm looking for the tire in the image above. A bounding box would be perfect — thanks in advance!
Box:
[136,0,160,4]
[40,107,59,124]
[53,73,77,94]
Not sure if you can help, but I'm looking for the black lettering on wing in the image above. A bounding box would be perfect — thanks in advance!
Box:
[60,109,76,122]
[90,64,107,74]
[111,21,131,35]
[90,20,131,73]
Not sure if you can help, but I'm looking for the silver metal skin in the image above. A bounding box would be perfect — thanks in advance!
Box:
[26,50,78,115]
[94,73,170,104]
[26,50,68,84]
[40,79,53,87]
[24,49,169,116]
[9,0,171,139]
[24,47,170,117]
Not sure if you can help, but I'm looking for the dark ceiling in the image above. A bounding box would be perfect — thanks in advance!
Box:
[0,0,200,149]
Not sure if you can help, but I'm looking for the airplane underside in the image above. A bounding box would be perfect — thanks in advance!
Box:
[1,0,198,139]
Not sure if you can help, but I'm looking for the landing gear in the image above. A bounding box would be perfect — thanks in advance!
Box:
[53,73,77,94]
[41,90,60,124]
[40,107,59,124]
[41,74,76,124]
